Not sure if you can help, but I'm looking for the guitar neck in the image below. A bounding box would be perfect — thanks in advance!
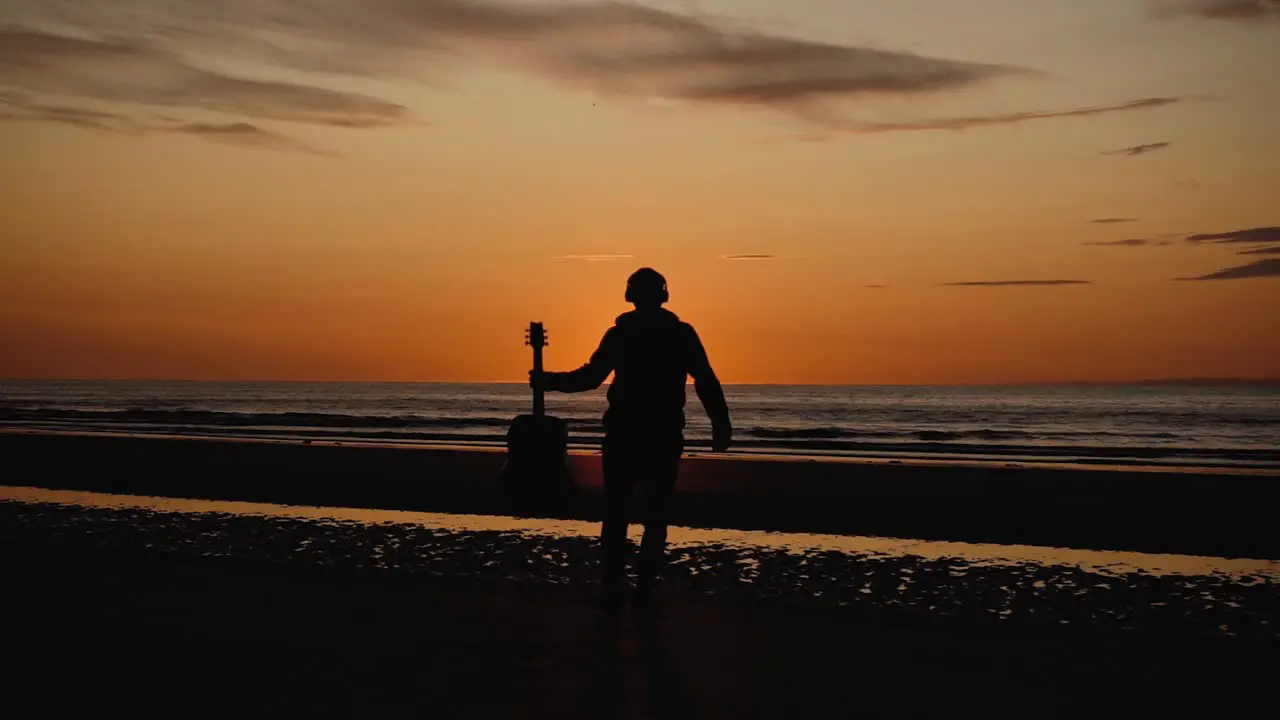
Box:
[532,343,545,417]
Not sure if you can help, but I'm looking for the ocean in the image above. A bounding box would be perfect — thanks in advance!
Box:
[2,380,1276,471]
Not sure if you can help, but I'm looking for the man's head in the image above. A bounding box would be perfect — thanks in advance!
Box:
[625,267,669,308]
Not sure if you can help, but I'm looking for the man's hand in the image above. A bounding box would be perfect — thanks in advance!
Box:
[711,424,732,453]
[529,369,551,392]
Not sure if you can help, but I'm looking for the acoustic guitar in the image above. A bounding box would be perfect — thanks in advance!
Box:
[498,321,575,511]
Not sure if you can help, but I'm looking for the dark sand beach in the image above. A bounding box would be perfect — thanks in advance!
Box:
[6,490,1278,719]
[5,431,1278,718]
[5,547,1274,719]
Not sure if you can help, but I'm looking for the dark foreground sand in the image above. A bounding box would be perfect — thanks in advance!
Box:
[7,543,1276,719]
[5,495,1278,719]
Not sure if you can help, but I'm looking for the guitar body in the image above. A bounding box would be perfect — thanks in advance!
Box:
[498,321,576,514]
[499,414,574,510]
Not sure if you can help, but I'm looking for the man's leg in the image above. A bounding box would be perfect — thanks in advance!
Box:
[599,438,636,606]
[635,439,682,599]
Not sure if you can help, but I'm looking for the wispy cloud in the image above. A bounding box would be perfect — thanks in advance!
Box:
[942,280,1092,287]
[0,105,129,132]
[0,90,140,132]
[1090,218,1139,224]
[1176,258,1280,281]
[167,122,336,156]
[1186,226,1280,245]
[0,27,417,130]
[1155,0,1280,21]
[1084,233,1179,247]
[552,254,635,262]
[0,91,334,155]
[1102,141,1171,156]
[720,254,776,261]
[0,1,1182,137]
[826,97,1182,135]
[1238,246,1280,255]
[1083,238,1153,247]
[865,284,888,289]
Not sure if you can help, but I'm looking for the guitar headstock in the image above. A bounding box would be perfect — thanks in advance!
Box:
[524,321,549,349]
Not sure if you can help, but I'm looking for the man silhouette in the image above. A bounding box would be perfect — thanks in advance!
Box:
[532,268,731,610]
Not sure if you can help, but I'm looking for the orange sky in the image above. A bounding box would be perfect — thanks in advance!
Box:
[1,0,1278,384]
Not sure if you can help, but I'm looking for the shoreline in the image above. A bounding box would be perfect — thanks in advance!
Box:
[4,430,1278,559]
[10,484,1277,576]
[5,427,1276,476]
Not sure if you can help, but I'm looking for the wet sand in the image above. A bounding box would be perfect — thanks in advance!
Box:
[5,487,1277,638]
[6,492,1277,719]
[4,430,1278,558]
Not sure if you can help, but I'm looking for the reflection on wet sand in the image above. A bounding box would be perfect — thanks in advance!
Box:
[3,486,1276,639]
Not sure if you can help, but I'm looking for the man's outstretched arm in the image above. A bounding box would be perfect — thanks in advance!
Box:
[686,326,732,449]
[542,328,616,393]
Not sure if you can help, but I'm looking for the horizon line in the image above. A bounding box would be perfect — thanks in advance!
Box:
[3,377,1278,387]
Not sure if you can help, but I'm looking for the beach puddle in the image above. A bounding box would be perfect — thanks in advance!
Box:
[3,486,1276,639]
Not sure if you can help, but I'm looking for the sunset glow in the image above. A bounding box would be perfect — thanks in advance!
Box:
[2,0,1277,383]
